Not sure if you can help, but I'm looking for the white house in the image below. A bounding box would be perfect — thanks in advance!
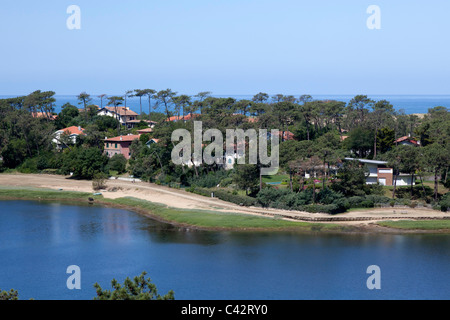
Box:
[97,106,140,129]
[344,158,415,186]
[52,126,85,150]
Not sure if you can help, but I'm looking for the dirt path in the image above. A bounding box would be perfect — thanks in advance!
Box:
[0,173,448,225]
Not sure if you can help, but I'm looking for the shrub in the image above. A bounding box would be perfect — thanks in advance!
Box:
[302,204,340,214]
[108,154,127,175]
[256,188,290,208]
[17,158,39,173]
[316,188,344,205]
[188,187,256,207]
[409,201,418,208]
[440,193,450,212]
[347,196,366,208]
[360,200,374,208]
[365,195,391,204]
[92,173,108,191]
[213,189,256,207]
[333,198,351,212]
[188,170,231,188]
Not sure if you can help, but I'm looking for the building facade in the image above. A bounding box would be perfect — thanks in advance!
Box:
[345,158,415,186]
[104,134,141,159]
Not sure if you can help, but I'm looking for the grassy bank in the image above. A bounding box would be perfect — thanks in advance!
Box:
[377,220,450,231]
[0,187,349,232]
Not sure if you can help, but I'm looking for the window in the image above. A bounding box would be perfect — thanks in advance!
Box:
[115,143,118,148]
[106,143,109,148]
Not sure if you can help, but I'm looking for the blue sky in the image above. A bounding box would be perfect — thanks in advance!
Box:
[0,0,449,96]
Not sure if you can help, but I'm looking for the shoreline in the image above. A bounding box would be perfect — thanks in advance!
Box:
[0,173,449,234]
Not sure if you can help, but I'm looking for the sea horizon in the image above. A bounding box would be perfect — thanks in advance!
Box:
[1,93,450,115]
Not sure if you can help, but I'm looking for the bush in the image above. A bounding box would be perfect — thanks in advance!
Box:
[440,193,450,212]
[108,154,127,175]
[60,147,109,179]
[188,170,231,188]
[256,187,290,208]
[347,196,366,208]
[213,189,256,206]
[302,204,340,214]
[188,187,256,207]
[365,194,391,204]
[360,200,374,208]
[316,188,344,205]
[333,198,351,212]
[17,158,38,173]
[92,173,108,191]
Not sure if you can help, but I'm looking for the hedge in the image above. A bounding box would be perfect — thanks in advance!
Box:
[186,186,257,207]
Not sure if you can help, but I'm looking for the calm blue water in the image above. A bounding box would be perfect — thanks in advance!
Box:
[0,200,449,300]
[1,94,449,115]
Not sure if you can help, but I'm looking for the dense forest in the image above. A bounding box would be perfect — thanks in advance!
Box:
[0,90,449,213]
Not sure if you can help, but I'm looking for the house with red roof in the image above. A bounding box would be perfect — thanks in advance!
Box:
[52,126,85,150]
[394,135,419,146]
[32,112,57,121]
[104,134,141,159]
[97,106,140,129]
[166,113,200,122]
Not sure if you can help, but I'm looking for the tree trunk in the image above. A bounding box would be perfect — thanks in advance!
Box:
[312,178,316,203]
[434,168,439,201]
[289,169,293,192]
[392,171,398,199]
[419,174,427,197]
[373,128,378,159]
[148,97,152,122]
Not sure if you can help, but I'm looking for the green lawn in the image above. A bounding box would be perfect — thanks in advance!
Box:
[262,174,289,184]
[377,220,450,230]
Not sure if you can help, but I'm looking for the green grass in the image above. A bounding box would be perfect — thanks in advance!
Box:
[377,220,450,230]
[0,186,349,232]
[0,186,95,200]
[262,174,289,184]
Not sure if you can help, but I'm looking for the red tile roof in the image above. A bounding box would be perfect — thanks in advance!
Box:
[59,126,85,135]
[166,114,200,121]
[32,112,57,120]
[104,134,141,142]
[278,131,295,140]
[137,128,153,134]
[103,106,139,116]
[394,136,419,145]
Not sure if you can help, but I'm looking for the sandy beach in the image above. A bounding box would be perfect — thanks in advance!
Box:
[0,173,448,229]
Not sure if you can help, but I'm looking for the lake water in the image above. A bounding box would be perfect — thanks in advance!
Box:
[0,200,449,300]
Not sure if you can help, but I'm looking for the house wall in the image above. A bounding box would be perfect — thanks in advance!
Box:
[396,176,415,186]
[104,141,133,159]
[378,168,393,186]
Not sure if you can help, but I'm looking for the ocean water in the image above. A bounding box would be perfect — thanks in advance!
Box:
[1,94,449,115]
